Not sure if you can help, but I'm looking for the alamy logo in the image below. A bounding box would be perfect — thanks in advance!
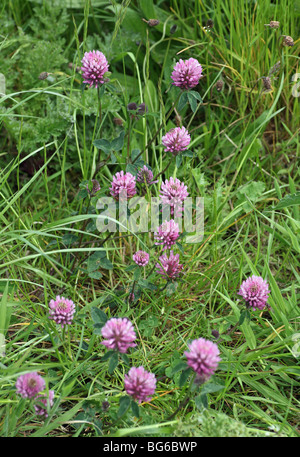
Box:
[0,333,5,357]
[291,73,300,98]
[291,333,300,358]
[96,195,204,243]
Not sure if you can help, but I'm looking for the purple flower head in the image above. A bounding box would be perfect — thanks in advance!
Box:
[34,390,55,417]
[184,338,221,381]
[16,372,45,399]
[238,275,270,311]
[137,165,158,186]
[160,177,189,216]
[101,318,137,353]
[124,366,156,404]
[162,127,191,155]
[156,250,183,280]
[81,50,109,89]
[133,250,150,267]
[48,296,75,328]
[154,219,180,250]
[110,170,137,200]
[171,57,203,90]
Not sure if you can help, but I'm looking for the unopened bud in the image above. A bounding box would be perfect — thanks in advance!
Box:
[142,18,160,27]
[206,19,214,28]
[262,76,272,92]
[170,24,177,34]
[102,401,110,411]
[282,35,294,46]
[113,117,123,126]
[215,80,224,92]
[38,72,49,80]
[265,21,280,28]
[211,329,220,339]
[127,102,138,111]
[137,102,148,115]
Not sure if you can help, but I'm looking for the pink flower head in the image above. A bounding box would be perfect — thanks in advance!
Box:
[133,250,150,267]
[184,338,221,381]
[156,250,183,280]
[34,390,55,417]
[81,50,109,88]
[16,372,45,399]
[101,318,137,353]
[48,296,75,328]
[238,275,270,311]
[110,170,137,200]
[171,57,203,90]
[162,127,191,155]
[137,166,158,186]
[124,366,156,404]
[154,219,180,250]
[160,176,189,216]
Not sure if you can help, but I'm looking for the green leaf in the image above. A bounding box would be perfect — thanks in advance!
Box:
[99,256,114,270]
[239,309,250,325]
[133,267,142,281]
[201,382,225,395]
[111,131,125,151]
[131,400,140,418]
[93,138,111,154]
[176,154,182,168]
[87,251,106,273]
[91,307,108,325]
[187,91,197,113]
[195,393,208,410]
[125,264,139,272]
[101,350,115,361]
[275,192,300,209]
[166,281,178,296]
[88,271,103,280]
[118,395,131,417]
[138,279,157,290]
[189,90,202,102]
[108,351,119,374]
[182,150,194,157]
[179,367,192,387]
[93,322,106,335]
[170,361,188,376]
[120,353,130,367]
[131,149,141,162]
[178,92,188,111]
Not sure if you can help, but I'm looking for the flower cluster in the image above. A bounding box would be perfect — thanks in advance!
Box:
[156,250,183,279]
[238,275,270,311]
[101,318,137,353]
[162,126,191,156]
[160,176,189,216]
[48,296,76,328]
[154,219,180,250]
[171,58,203,90]
[81,50,109,88]
[133,250,150,267]
[110,170,137,200]
[184,338,221,382]
[136,165,158,186]
[124,366,156,404]
[16,372,54,417]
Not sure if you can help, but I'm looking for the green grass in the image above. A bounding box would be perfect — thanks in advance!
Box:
[0,0,299,437]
